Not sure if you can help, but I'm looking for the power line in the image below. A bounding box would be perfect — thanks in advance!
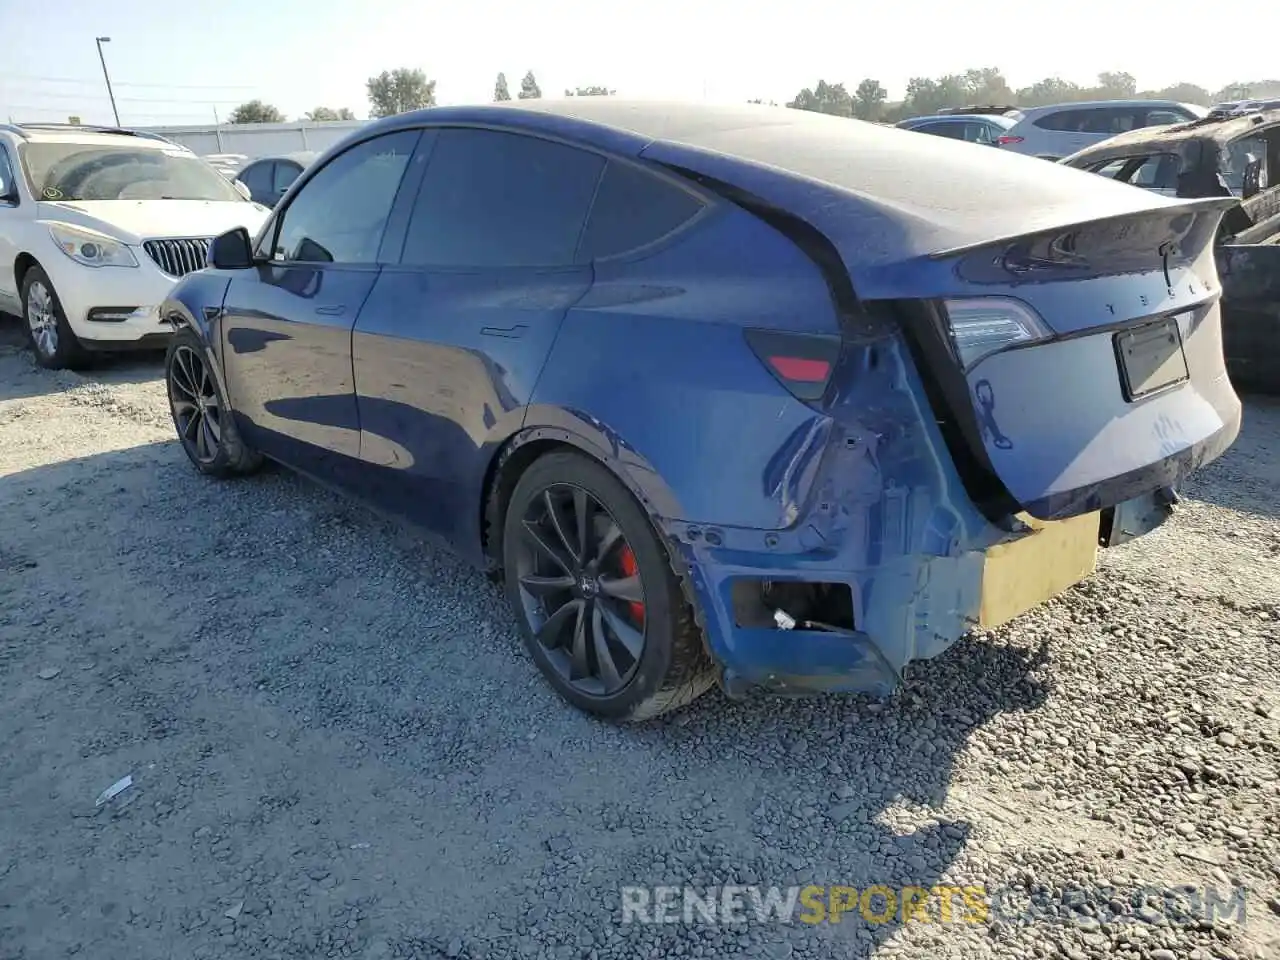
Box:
[0,88,249,105]
[1,102,226,120]
[0,72,257,91]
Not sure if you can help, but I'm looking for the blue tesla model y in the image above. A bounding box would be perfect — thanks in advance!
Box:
[162,100,1241,721]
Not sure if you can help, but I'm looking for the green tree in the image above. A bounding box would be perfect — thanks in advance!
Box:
[494,72,511,102]
[229,100,285,124]
[853,78,887,120]
[960,68,1013,104]
[518,70,542,100]
[1014,77,1083,107]
[1140,82,1212,106]
[787,80,853,116]
[366,68,437,118]
[565,85,614,96]
[1093,71,1138,99]
[304,106,356,121]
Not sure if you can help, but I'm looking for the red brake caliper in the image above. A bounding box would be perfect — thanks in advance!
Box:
[617,546,645,627]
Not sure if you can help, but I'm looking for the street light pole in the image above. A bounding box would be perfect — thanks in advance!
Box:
[95,36,120,126]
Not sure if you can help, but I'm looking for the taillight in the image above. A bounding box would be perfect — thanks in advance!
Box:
[942,297,1051,370]
[996,135,1024,146]
[744,329,840,402]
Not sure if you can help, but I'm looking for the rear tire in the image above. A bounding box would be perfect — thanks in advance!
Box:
[21,265,89,371]
[502,450,716,721]
[165,326,262,478]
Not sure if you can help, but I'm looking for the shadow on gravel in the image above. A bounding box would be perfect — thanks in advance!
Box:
[0,438,1057,960]
[627,638,1054,957]
[0,313,165,403]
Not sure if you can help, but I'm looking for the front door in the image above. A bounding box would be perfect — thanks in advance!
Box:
[219,129,421,480]
[351,127,606,556]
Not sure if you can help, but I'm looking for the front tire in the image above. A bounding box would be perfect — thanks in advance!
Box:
[21,265,88,370]
[502,450,716,722]
[165,326,262,478]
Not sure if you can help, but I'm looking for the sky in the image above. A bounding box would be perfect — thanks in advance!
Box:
[1,0,1277,127]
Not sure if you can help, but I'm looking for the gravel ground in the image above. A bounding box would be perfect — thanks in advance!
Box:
[1,317,1278,960]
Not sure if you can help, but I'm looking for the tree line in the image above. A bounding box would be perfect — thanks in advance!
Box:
[783,70,1278,123]
[224,67,1280,125]
[227,68,612,123]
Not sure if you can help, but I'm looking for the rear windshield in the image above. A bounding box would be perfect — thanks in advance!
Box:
[19,142,243,202]
[1218,134,1269,195]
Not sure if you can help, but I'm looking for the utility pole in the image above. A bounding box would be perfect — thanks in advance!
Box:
[95,37,120,126]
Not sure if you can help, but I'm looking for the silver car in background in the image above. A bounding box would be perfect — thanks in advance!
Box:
[997,99,1208,160]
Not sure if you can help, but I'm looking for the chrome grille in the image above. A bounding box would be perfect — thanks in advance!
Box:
[143,237,213,277]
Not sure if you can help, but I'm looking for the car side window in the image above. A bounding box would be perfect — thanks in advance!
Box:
[1034,110,1081,132]
[923,121,966,140]
[965,122,993,143]
[0,145,17,203]
[1093,158,1134,179]
[238,161,273,198]
[272,161,301,194]
[273,130,418,265]
[1145,109,1185,126]
[577,161,704,260]
[400,128,604,268]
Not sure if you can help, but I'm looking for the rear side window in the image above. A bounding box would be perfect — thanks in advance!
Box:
[238,161,273,197]
[578,161,704,260]
[914,121,957,138]
[1034,109,1084,132]
[272,161,301,193]
[1145,109,1188,126]
[401,128,604,268]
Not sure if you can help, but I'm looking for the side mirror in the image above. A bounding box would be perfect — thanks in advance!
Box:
[232,179,252,201]
[208,227,255,270]
[1242,156,1263,199]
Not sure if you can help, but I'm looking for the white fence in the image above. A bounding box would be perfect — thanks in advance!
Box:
[135,120,369,160]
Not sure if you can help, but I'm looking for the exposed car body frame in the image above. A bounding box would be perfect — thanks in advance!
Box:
[163,101,1241,700]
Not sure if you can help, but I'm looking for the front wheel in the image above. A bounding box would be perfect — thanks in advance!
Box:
[165,327,262,478]
[502,450,716,721]
[21,265,88,370]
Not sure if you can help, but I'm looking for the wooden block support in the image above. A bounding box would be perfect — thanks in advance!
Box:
[979,511,1100,630]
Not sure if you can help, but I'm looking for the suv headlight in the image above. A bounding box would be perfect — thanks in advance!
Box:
[47,223,138,268]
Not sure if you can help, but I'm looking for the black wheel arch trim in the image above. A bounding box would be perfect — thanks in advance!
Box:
[480,420,687,571]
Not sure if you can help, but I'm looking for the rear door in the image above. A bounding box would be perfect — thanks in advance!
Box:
[220,129,420,480]
[350,127,602,553]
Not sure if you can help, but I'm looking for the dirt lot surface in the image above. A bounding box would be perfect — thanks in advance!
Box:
[1,317,1278,960]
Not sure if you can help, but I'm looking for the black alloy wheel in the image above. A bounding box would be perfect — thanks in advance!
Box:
[164,326,262,478]
[169,344,223,466]
[501,450,716,721]
[514,483,647,696]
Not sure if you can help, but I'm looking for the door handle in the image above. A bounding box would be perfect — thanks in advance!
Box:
[315,304,346,317]
[480,324,528,339]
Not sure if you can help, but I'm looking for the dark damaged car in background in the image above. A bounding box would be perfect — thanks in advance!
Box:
[1063,108,1280,393]
[158,101,1242,721]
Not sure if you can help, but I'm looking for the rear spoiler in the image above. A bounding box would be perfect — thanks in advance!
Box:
[927,196,1240,260]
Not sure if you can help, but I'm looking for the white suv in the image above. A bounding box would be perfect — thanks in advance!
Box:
[997,100,1207,160]
[0,123,271,369]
